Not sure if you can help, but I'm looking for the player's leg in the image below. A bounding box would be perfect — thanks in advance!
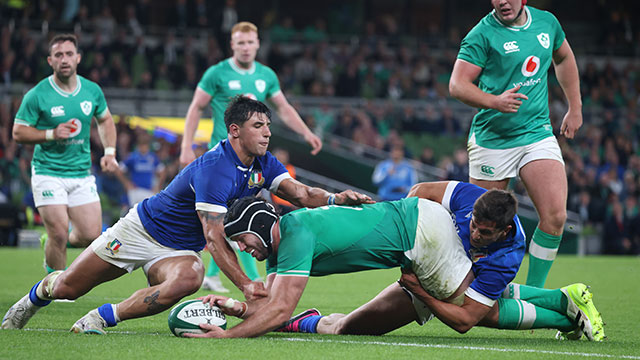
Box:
[39,204,71,271]
[519,158,567,288]
[67,175,103,248]
[477,297,575,332]
[469,178,510,190]
[2,247,127,330]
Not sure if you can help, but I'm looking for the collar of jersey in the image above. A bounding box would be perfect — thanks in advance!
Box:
[221,139,255,172]
[228,58,256,75]
[490,6,532,31]
[48,75,82,97]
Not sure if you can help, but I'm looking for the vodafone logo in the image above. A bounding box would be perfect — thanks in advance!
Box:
[521,56,540,77]
[68,118,82,138]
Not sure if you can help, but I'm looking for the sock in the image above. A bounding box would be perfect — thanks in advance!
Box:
[238,250,261,281]
[298,315,322,333]
[206,256,220,277]
[497,298,573,331]
[28,281,52,307]
[97,303,119,327]
[526,227,562,288]
[502,283,567,313]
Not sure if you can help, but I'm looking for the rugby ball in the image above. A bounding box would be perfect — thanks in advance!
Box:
[168,299,227,337]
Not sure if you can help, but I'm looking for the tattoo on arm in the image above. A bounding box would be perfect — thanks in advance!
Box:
[143,290,165,314]
[197,210,226,224]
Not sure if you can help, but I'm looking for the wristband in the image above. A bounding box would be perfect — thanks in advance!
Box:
[45,129,54,141]
[327,194,336,206]
[104,147,116,156]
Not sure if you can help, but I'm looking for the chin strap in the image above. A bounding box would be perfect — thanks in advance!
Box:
[515,0,527,21]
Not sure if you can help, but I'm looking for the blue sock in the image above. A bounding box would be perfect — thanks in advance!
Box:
[298,315,322,333]
[28,281,51,307]
[97,303,118,327]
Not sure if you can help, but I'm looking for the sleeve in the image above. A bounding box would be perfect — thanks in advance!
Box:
[197,66,218,96]
[192,162,232,213]
[14,90,40,127]
[445,182,485,214]
[94,84,109,119]
[371,162,390,185]
[265,66,282,99]
[549,12,566,51]
[456,25,489,68]
[261,153,290,193]
[466,247,524,306]
[274,217,313,277]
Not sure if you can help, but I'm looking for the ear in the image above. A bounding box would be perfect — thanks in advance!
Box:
[502,224,513,237]
[76,53,82,64]
[47,55,52,67]
[228,123,240,138]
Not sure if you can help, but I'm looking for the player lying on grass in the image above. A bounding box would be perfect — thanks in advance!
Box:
[1,97,372,334]
[183,181,604,341]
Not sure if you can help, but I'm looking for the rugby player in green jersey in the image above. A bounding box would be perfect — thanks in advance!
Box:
[179,22,322,294]
[449,0,582,288]
[12,34,118,273]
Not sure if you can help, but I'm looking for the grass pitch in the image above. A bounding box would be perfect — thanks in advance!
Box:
[1,248,639,360]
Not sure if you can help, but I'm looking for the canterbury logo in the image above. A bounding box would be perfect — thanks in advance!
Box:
[42,190,54,197]
[503,41,519,53]
[51,106,65,117]
[480,165,495,176]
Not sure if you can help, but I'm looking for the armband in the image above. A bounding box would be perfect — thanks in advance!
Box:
[45,129,54,141]
[104,147,116,156]
[327,194,336,206]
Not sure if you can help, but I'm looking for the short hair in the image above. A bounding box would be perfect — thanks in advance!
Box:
[472,189,518,230]
[231,21,258,36]
[224,96,271,130]
[49,34,78,54]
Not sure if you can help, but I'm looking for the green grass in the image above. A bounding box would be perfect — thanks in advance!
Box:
[1,248,639,359]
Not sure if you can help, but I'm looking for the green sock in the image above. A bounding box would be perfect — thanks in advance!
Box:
[237,250,261,281]
[206,256,220,277]
[502,283,568,313]
[526,227,562,288]
[497,298,574,331]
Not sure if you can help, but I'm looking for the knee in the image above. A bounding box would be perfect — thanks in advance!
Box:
[540,207,567,230]
[164,268,202,300]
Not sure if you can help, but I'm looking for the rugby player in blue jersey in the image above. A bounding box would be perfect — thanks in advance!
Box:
[1,96,372,334]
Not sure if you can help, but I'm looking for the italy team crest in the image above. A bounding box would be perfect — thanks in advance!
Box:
[469,248,488,263]
[255,79,266,93]
[537,33,550,49]
[80,101,92,116]
[106,239,122,256]
[248,171,265,188]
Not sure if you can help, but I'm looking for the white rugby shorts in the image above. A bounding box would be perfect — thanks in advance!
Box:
[91,206,201,275]
[468,135,564,181]
[31,173,99,208]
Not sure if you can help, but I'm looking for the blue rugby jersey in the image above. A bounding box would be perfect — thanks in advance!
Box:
[441,181,526,306]
[137,140,290,251]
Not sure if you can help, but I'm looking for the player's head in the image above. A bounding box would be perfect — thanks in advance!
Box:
[491,0,527,25]
[224,196,279,260]
[48,33,81,79]
[470,189,517,247]
[230,21,260,67]
[225,96,272,157]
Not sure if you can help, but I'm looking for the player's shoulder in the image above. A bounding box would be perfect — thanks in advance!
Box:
[466,12,496,37]
[254,61,277,76]
[527,6,557,21]
[77,75,105,94]
[202,59,230,76]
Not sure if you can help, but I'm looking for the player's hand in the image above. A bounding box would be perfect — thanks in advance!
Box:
[179,146,197,169]
[304,132,323,155]
[399,268,422,293]
[493,85,528,113]
[559,108,582,139]
[100,155,119,173]
[54,120,78,139]
[335,190,375,205]
[198,295,247,318]
[183,323,227,338]
[240,280,268,301]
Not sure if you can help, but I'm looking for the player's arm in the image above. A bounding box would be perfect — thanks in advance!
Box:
[552,39,582,139]
[197,210,267,300]
[399,269,491,333]
[187,275,308,338]
[275,178,374,208]
[180,88,212,167]
[449,59,528,113]
[407,181,452,204]
[269,92,322,155]
[12,120,77,144]
[95,109,118,173]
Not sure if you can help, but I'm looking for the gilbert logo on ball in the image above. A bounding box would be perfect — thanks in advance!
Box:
[168,299,226,337]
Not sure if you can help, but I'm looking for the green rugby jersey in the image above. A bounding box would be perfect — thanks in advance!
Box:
[15,75,108,177]
[457,6,565,149]
[267,197,419,277]
[197,58,281,148]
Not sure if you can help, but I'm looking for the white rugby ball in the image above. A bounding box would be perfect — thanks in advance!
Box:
[168,299,227,337]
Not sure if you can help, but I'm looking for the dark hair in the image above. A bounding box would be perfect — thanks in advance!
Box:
[48,34,79,54]
[224,96,271,131]
[472,189,517,230]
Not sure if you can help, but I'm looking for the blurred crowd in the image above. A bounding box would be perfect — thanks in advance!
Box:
[0,1,639,254]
